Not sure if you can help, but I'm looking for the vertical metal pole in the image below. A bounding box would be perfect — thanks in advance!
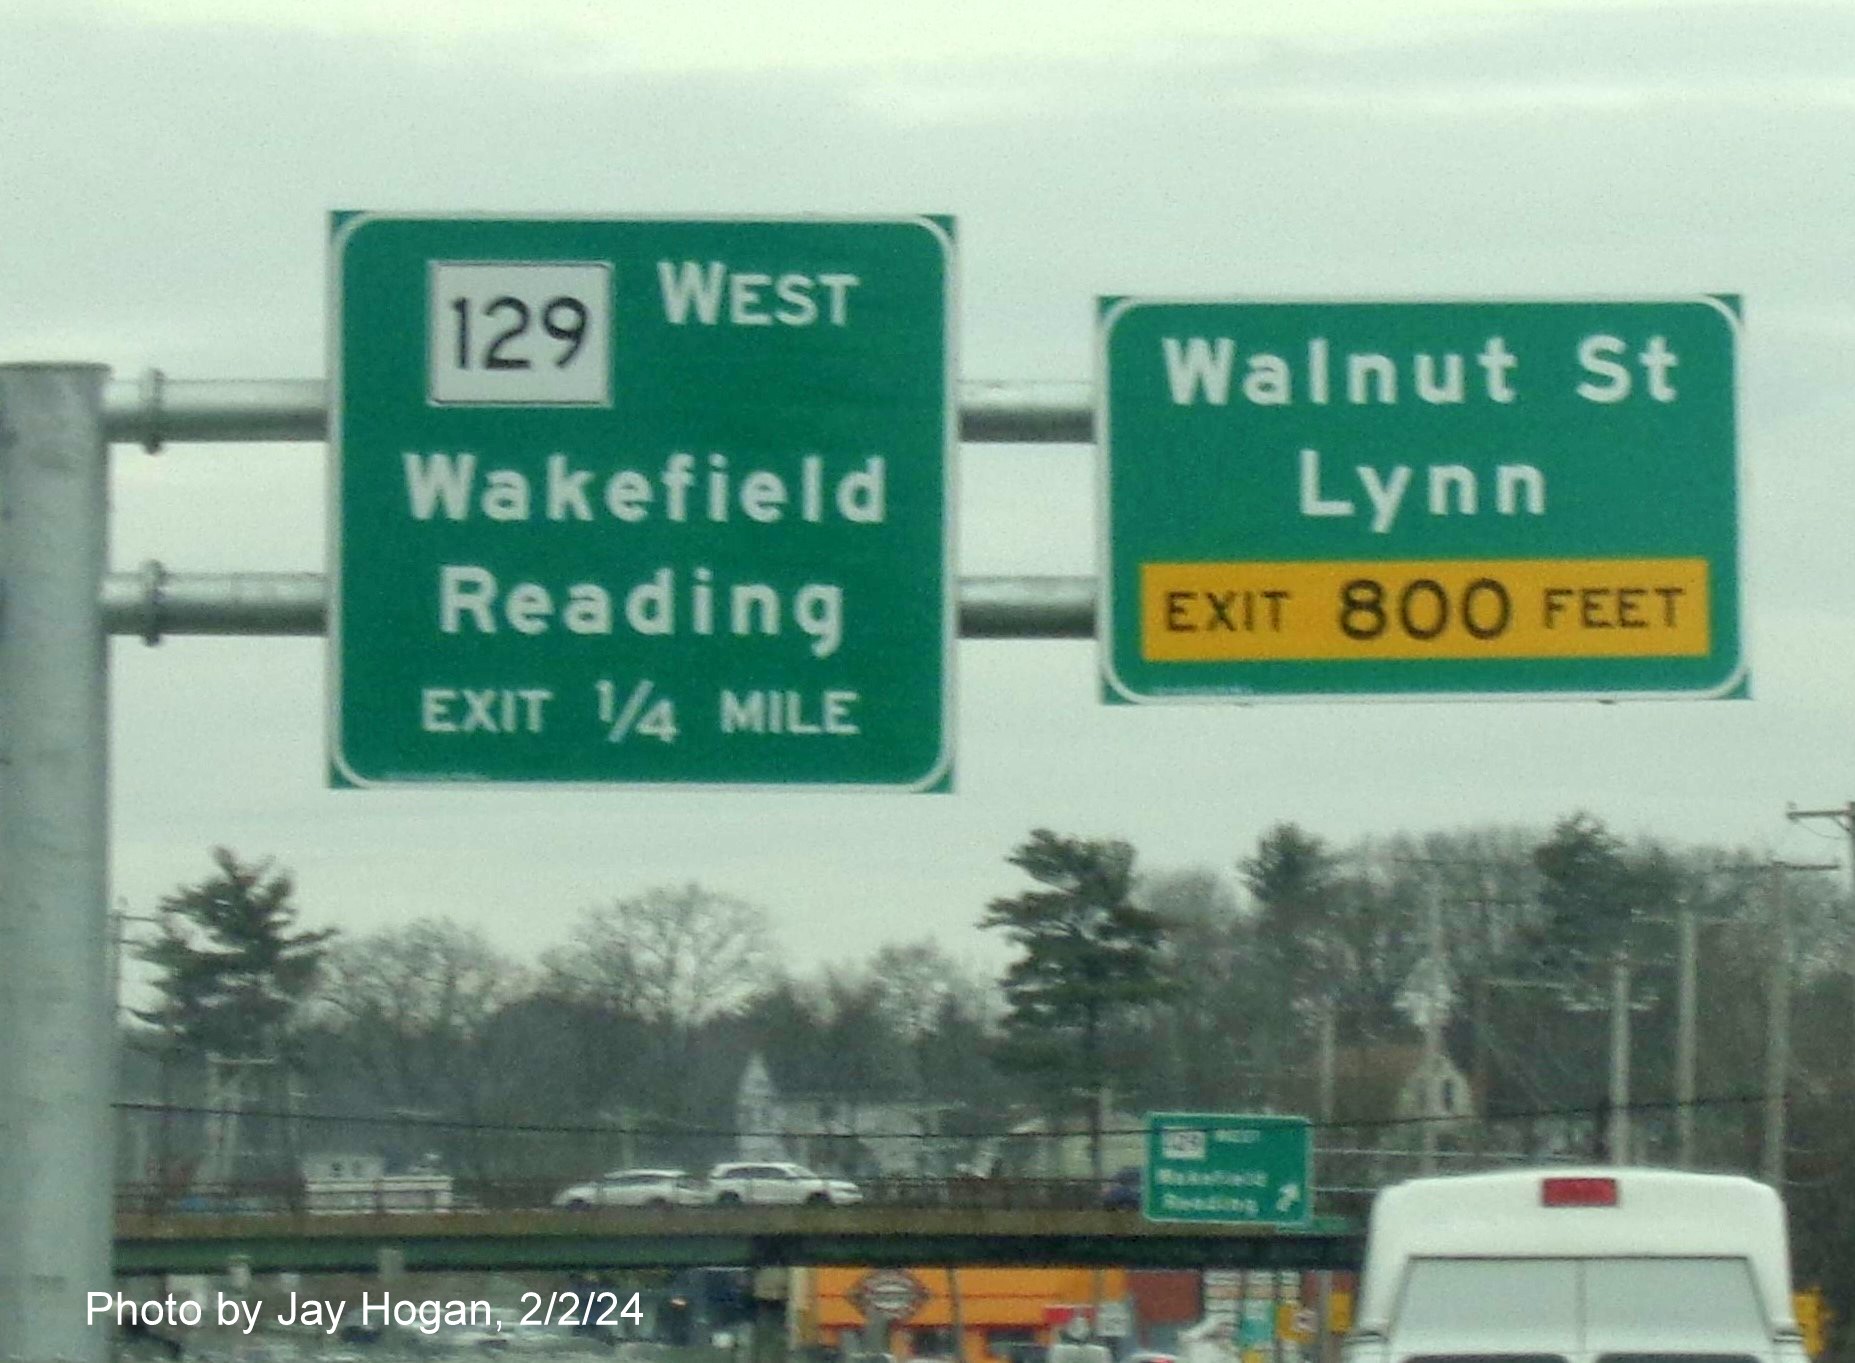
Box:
[1763,869,1793,1188]
[1316,1002,1336,1127]
[863,1308,892,1357]
[749,1269,789,1363]
[1844,809,1855,1091]
[1314,1271,1331,1363]
[1782,806,1855,1086]
[1269,1271,1284,1363]
[1419,896,1443,1175]
[1607,952,1631,1165]
[1675,904,1698,1168]
[946,1268,966,1363]
[0,364,113,1363]
[1469,974,1490,1160]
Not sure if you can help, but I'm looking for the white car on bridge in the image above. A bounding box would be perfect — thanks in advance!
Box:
[551,1167,707,1210]
[705,1162,862,1206]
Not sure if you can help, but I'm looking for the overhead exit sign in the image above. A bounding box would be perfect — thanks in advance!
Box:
[329,213,955,789]
[1099,298,1742,702]
[1146,1113,1312,1226]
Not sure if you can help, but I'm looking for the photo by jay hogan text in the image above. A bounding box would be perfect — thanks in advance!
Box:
[87,1288,644,1336]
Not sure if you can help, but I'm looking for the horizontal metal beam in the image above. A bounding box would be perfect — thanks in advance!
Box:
[103,375,1094,449]
[957,380,1093,444]
[100,569,1097,642]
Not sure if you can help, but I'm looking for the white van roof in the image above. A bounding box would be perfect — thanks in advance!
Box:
[1355,1166,1794,1333]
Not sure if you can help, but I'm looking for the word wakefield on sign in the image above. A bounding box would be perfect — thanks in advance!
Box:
[1099,297,1743,703]
[399,450,888,527]
[395,448,890,661]
[330,214,954,789]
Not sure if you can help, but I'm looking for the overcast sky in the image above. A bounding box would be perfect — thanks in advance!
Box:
[6,0,1855,980]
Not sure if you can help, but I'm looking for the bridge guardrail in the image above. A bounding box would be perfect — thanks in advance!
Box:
[117,1175,1113,1215]
[118,1173,1377,1221]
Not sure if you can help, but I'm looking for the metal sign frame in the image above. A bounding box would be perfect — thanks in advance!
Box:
[1098,296,1744,704]
[327,212,959,791]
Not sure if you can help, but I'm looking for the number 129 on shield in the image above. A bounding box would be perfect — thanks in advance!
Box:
[427,260,612,407]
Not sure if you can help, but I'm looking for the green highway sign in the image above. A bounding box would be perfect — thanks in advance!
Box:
[329,214,955,788]
[1145,1112,1312,1225]
[1099,298,1743,702]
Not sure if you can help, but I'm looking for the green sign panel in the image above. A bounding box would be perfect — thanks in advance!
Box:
[1100,298,1742,702]
[329,214,955,788]
[1145,1112,1312,1225]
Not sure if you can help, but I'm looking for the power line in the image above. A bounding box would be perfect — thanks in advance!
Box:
[113,1089,1797,1141]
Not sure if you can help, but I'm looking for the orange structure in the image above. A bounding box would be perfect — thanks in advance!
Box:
[795,1266,1133,1363]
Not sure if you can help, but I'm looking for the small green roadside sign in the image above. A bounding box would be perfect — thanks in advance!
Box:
[329,214,955,789]
[1145,1112,1313,1225]
[1100,298,1743,702]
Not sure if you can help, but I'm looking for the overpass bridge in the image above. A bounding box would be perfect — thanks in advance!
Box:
[115,1205,1364,1277]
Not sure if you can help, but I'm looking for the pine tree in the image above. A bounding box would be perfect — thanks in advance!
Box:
[979,829,1166,1177]
[135,847,336,1060]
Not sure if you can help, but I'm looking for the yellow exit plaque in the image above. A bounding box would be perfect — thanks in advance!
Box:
[1142,558,1709,662]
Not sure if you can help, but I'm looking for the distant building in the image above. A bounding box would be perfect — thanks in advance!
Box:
[992,1104,1145,1180]
[1391,1049,1478,1135]
[297,1149,453,1213]
[1310,1043,1481,1188]
[735,1053,790,1163]
[732,1052,959,1176]
[301,1151,386,1182]
[795,1265,1133,1363]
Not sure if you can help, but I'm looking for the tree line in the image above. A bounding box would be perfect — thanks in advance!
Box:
[125,820,1855,1332]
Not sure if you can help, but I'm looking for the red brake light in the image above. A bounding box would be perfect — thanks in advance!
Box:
[1541,1175,1619,1207]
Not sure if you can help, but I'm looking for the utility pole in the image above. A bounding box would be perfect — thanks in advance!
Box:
[108,904,160,1021]
[1784,802,1855,1083]
[108,905,160,1195]
[1764,869,1793,1189]
[1752,859,1836,1189]
[1419,893,1445,1175]
[1588,940,1657,1166]
[1607,950,1632,1164]
[1675,902,1698,1167]
[1642,887,1733,1170]
[1316,1000,1337,1127]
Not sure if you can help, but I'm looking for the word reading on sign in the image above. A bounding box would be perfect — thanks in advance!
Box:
[1141,558,1710,661]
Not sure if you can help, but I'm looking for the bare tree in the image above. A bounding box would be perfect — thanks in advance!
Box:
[548,884,775,1030]
[312,918,536,1178]
[1142,868,1266,1109]
[867,940,987,1046]
[319,918,530,1109]
[546,884,777,1122]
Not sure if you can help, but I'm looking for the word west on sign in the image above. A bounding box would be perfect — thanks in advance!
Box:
[330,215,955,788]
[1098,299,1742,703]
